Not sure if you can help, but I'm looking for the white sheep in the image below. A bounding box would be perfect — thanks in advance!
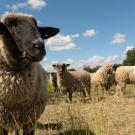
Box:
[52,63,91,101]
[0,12,59,135]
[115,66,135,95]
[90,64,115,94]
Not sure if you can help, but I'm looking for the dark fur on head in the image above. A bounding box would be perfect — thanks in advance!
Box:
[52,63,70,73]
[0,12,59,70]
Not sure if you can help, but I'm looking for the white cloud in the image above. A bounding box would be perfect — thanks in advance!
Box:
[6,3,27,11]
[87,55,120,68]
[83,29,96,38]
[42,55,121,72]
[64,59,74,64]
[27,0,47,10]
[71,33,80,38]
[6,0,47,11]
[74,55,120,69]
[111,33,126,44]
[46,34,79,51]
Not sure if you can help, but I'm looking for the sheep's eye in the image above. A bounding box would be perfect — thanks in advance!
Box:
[7,21,17,29]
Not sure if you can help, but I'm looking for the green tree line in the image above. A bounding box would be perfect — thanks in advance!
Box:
[83,48,135,73]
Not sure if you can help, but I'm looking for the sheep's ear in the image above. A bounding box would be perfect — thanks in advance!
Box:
[38,26,60,39]
[66,64,70,67]
[0,22,7,35]
[112,64,119,71]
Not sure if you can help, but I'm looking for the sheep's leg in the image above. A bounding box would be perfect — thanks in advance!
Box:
[57,88,60,93]
[54,88,56,93]
[23,124,34,135]
[104,85,109,95]
[82,90,86,97]
[0,127,8,135]
[103,87,108,97]
[54,87,57,93]
[55,87,59,93]
[15,129,19,135]
[68,92,72,102]
[95,85,99,95]
[87,87,91,97]
[116,82,126,96]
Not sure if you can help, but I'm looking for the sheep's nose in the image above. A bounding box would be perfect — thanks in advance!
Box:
[32,39,45,55]
[32,39,44,49]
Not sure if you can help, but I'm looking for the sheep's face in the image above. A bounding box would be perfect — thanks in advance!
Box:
[107,65,115,75]
[4,14,46,62]
[0,12,59,69]
[52,63,70,74]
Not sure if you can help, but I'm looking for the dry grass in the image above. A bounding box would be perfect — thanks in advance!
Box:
[9,84,135,135]
[37,97,135,135]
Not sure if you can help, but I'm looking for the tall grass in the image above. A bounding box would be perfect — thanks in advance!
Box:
[9,82,135,135]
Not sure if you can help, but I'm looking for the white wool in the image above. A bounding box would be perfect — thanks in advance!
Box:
[1,12,33,22]
[91,64,115,90]
[115,66,135,94]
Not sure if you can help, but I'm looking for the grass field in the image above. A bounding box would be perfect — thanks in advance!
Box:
[10,83,135,135]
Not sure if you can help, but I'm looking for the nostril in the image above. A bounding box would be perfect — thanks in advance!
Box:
[32,39,45,55]
[33,44,41,50]
[33,41,44,50]
[33,45,42,55]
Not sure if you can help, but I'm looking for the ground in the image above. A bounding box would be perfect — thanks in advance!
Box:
[10,84,135,135]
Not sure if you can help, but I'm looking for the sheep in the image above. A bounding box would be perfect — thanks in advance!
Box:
[52,63,91,101]
[90,64,115,94]
[49,72,59,93]
[115,66,135,95]
[0,12,59,135]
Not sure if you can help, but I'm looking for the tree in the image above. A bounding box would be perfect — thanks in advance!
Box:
[84,66,93,73]
[92,65,101,72]
[123,48,135,66]
[84,65,101,73]
[68,68,76,71]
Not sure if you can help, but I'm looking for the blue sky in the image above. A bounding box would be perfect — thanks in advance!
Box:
[0,0,135,71]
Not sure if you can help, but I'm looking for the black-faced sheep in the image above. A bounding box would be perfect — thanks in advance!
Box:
[52,63,91,101]
[0,12,59,135]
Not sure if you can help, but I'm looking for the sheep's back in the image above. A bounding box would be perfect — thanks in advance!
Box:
[68,70,90,91]
[115,66,135,83]
[91,64,114,86]
[69,70,90,80]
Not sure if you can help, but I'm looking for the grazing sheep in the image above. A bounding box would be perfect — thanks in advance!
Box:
[0,12,59,135]
[115,66,135,95]
[52,63,91,101]
[49,72,59,93]
[90,64,115,93]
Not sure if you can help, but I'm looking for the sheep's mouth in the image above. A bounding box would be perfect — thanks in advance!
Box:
[21,52,44,62]
[28,54,44,62]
